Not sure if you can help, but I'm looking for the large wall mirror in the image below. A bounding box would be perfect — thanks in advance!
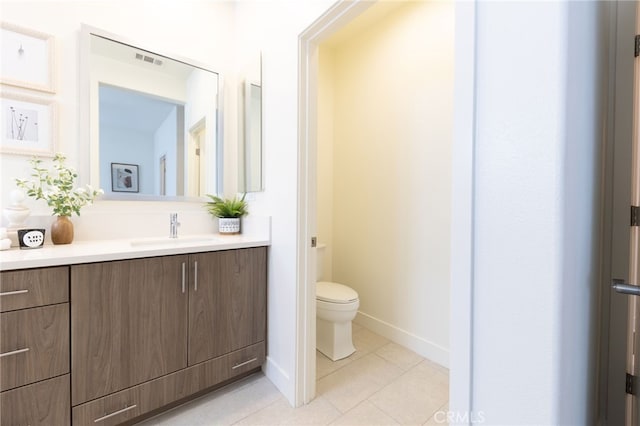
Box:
[81,25,222,200]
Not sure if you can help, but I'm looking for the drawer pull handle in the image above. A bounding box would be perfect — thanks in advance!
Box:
[0,289,29,297]
[94,404,137,423]
[0,347,29,358]
[232,357,258,370]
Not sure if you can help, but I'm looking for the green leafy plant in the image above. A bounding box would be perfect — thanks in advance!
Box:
[204,194,248,218]
[15,153,103,217]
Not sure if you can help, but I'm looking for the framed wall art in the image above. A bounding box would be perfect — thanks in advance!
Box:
[1,91,57,156]
[111,163,139,193]
[1,22,56,93]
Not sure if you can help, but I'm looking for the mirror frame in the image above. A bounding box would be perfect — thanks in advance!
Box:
[79,24,224,201]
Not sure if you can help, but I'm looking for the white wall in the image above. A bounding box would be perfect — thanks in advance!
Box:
[558,1,608,422]
[470,1,607,423]
[233,0,337,404]
[472,4,563,422]
[317,1,453,366]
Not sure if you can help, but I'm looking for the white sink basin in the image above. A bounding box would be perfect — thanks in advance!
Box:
[130,235,219,247]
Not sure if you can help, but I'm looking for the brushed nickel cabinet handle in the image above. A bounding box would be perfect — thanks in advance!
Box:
[94,404,137,423]
[181,262,186,294]
[194,261,198,291]
[0,289,29,297]
[232,357,258,370]
[0,347,29,358]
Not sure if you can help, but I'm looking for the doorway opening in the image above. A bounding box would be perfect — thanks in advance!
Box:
[296,0,476,414]
[188,118,206,198]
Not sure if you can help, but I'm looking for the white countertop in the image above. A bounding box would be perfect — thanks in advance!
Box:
[0,233,270,271]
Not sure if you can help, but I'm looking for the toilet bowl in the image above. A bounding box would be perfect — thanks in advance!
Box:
[315,244,360,361]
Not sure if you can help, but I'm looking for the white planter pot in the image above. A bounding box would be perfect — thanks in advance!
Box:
[218,217,241,234]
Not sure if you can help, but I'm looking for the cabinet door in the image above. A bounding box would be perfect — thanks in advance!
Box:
[188,247,266,365]
[71,256,189,405]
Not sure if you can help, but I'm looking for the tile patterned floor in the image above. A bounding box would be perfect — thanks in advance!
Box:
[139,325,449,425]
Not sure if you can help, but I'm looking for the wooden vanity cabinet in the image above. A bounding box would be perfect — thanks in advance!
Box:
[70,246,267,425]
[0,266,71,426]
[71,255,190,405]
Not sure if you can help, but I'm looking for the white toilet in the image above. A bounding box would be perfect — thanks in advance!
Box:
[316,244,360,361]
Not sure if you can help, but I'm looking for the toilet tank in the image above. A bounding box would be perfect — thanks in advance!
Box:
[316,243,326,281]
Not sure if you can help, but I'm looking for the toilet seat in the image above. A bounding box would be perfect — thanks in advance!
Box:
[316,281,358,304]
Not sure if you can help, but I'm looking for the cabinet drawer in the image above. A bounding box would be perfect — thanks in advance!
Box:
[0,374,70,426]
[0,267,69,312]
[1,303,70,391]
[72,341,265,426]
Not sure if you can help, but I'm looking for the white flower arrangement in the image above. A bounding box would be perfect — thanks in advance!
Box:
[15,153,103,217]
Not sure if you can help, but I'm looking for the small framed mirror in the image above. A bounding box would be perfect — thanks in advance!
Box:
[238,53,263,193]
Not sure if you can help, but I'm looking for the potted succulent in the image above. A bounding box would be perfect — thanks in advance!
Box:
[205,193,248,234]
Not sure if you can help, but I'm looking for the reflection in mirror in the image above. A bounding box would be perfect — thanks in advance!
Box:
[86,28,221,199]
[239,54,263,193]
[99,85,185,195]
[242,80,262,192]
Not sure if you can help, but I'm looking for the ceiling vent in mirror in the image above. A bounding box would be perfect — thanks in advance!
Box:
[135,52,162,66]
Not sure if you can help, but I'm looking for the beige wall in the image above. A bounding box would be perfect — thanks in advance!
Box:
[317,1,454,364]
[317,45,335,280]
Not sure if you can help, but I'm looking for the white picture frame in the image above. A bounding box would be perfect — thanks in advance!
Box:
[0,92,57,156]
[1,22,55,93]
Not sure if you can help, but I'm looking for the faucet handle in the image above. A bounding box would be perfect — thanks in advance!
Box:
[169,213,180,238]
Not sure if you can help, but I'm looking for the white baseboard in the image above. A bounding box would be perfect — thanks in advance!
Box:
[355,311,450,368]
[263,356,294,405]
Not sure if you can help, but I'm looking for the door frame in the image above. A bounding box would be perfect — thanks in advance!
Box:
[626,3,640,423]
[599,1,637,424]
[295,0,477,418]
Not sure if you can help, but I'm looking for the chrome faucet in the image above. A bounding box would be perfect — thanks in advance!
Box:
[169,213,180,238]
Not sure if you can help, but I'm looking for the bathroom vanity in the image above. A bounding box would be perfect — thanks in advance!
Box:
[0,236,268,425]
